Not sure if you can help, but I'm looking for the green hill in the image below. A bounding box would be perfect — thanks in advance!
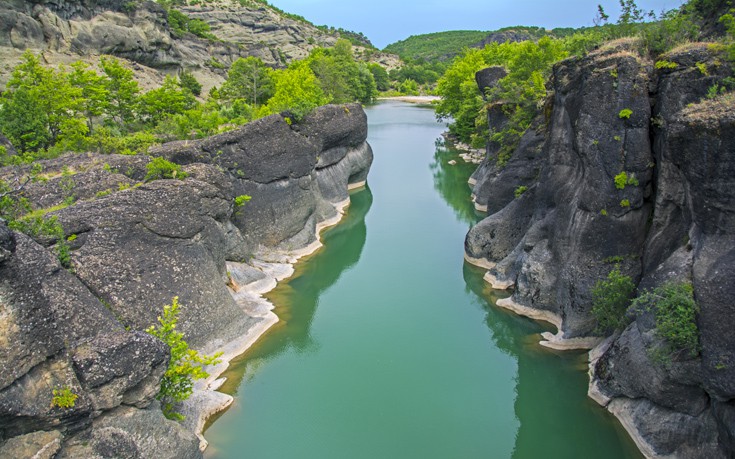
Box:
[383,30,490,61]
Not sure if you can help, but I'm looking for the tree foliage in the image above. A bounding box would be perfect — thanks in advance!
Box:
[632,282,700,358]
[435,38,566,153]
[0,39,378,160]
[591,266,636,334]
[220,57,274,107]
[145,297,221,419]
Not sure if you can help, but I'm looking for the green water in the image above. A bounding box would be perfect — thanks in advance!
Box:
[203,101,642,459]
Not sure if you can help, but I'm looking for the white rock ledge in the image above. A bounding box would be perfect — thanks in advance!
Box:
[184,190,363,451]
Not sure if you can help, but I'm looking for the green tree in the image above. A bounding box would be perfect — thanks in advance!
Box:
[146,297,221,419]
[68,61,109,133]
[367,63,390,92]
[264,61,330,119]
[306,40,376,104]
[178,70,202,97]
[100,56,140,127]
[0,51,86,152]
[220,57,274,107]
[591,266,636,333]
[139,75,196,126]
[632,282,700,358]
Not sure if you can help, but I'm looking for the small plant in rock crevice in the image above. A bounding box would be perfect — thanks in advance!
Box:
[145,297,222,420]
[51,386,78,409]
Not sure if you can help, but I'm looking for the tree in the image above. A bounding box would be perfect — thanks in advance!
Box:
[631,282,700,358]
[264,61,330,119]
[220,57,273,107]
[594,5,610,26]
[68,61,109,133]
[146,297,221,419]
[591,266,636,334]
[0,51,86,152]
[139,75,196,126]
[178,70,202,97]
[100,56,140,128]
[367,63,390,92]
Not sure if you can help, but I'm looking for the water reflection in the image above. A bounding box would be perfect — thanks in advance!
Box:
[430,139,484,226]
[206,187,373,418]
[438,153,644,458]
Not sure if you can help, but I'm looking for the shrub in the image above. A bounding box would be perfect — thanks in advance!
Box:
[618,108,633,119]
[146,297,222,420]
[8,214,71,268]
[51,386,78,409]
[514,185,528,198]
[632,282,700,358]
[614,171,628,190]
[234,194,251,207]
[144,157,188,182]
[591,266,636,334]
[620,199,631,207]
[655,60,678,69]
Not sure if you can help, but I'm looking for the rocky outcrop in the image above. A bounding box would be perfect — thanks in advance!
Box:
[0,0,396,92]
[465,40,734,456]
[150,103,373,257]
[0,103,372,456]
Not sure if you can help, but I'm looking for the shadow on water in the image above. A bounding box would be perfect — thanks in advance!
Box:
[204,187,373,426]
[437,145,644,459]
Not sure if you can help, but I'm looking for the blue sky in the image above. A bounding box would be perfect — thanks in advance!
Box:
[266,0,685,49]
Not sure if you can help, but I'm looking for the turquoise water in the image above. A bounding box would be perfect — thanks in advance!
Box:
[203,101,642,459]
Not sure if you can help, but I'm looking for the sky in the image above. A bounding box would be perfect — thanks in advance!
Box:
[266,0,685,49]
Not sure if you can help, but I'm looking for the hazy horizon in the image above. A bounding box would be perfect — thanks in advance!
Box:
[266,0,685,49]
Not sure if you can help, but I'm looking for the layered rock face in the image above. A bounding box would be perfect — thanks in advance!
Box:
[0,0,398,91]
[0,103,372,457]
[465,41,734,457]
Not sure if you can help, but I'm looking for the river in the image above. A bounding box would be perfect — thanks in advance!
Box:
[202,100,642,458]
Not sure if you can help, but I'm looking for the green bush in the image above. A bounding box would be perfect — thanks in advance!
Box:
[514,185,528,198]
[632,282,700,358]
[8,214,71,268]
[655,60,679,69]
[614,171,628,190]
[618,108,633,119]
[144,157,188,182]
[234,194,251,207]
[51,386,78,409]
[145,297,222,419]
[591,266,636,334]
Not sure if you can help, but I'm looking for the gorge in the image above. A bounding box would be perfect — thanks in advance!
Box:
[0,0,734,457]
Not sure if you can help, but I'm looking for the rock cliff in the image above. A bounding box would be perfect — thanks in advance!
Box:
[0,0,397,91]
[465,40,735,457]
[0,103,372,457]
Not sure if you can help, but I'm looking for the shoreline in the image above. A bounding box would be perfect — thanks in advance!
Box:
[185,187,365,451]
[377,96,440,104]
[465,252,643,456]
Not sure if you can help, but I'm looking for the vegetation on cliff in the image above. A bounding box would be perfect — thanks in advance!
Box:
[146,297,222,419]
[0,39,375,164]
[435,0,733,152]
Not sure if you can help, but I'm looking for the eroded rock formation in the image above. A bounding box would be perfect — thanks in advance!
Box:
[0,103,372,457]
[465,40,735,457]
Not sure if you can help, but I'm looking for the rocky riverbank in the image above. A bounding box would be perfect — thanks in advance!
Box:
[0,103,372,458]
[464,38,735,458]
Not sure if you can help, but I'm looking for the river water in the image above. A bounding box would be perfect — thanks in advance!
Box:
[203,101,642,458]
